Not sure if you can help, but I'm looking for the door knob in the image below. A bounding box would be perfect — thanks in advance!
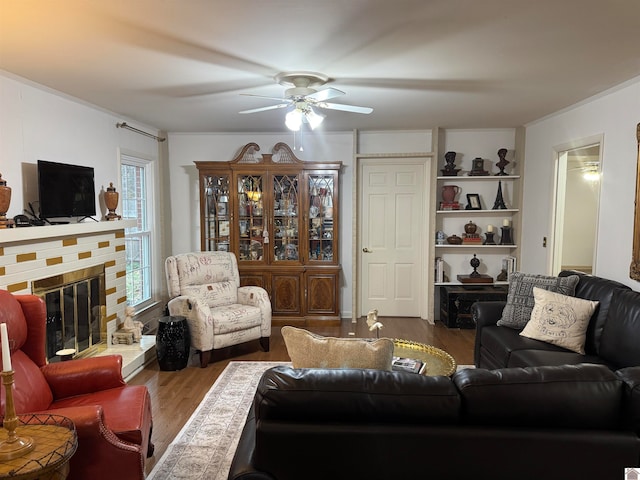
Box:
[362,247,372,253]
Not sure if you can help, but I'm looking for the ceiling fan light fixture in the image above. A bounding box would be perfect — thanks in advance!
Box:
[306,107,325,130]
[285,109,303,131]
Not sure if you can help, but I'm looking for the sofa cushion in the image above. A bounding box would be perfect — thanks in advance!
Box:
[599,289,640,368]
[480,325,566,366]
[51,384,152,446]
[615,366,640,434]
[508,349,610,368]
[8,350,53,414]
[281,326,394,371]
[211,304,261,334]
[559,270,631,355]
[520,288,598,354]
[255,366,460,423]
[182,281,238,308]
[497,272,579,329]
[453,364,623,429]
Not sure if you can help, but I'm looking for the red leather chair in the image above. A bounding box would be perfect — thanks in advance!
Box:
[0,290,153,480]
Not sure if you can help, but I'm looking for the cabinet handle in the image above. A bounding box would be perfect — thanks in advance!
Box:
[362,247,373,253]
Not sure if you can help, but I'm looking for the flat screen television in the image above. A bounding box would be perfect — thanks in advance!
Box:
[37,160,96,220]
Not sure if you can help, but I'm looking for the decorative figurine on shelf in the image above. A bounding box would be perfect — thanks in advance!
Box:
[492,180,508,209]
[495,148,510,176]
[469,157,489,176]
[122,306,144,343]
[456,254,494,283]
[441,151,461,176]
[497,269,508,282]
[469,254,481,278]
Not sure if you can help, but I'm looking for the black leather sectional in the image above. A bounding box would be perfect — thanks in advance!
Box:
[473,270,639,369]
[228,364,640,480]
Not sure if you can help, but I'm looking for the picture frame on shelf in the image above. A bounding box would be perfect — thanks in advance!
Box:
[219,220,230,236]
[466,193,482,210]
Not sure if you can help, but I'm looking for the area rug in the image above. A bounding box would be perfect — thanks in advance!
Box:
[147,361,289,480]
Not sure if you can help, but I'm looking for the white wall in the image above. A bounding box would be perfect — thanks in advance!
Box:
[1,72,162,219]
[521,76,640,289]
[0,71,170,301]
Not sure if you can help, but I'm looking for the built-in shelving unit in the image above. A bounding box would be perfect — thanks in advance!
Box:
[433,144,523,288]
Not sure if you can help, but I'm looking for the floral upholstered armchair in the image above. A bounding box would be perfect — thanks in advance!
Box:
[165,252,271,367]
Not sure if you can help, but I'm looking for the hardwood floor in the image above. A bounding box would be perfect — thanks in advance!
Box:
[128,317,476,474]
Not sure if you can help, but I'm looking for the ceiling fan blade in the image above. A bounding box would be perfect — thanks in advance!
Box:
[305,87,345,102]
[239,103,290,114]
[240,93,290,102]
[316,102,373,114]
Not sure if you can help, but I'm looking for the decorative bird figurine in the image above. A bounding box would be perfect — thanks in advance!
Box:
[366,309,383,338]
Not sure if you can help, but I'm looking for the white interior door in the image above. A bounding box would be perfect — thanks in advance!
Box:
[360,162,426,317]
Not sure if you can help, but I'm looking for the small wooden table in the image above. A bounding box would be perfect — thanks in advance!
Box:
[0,414,77,480]
[393,339,457,376]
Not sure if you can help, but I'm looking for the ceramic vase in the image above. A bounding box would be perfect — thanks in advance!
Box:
[104,182,121,220]
[0,173,11,229]
[441,185,460,203]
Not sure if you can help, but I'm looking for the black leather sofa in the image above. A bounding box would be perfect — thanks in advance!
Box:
[473,270,640,369]
[228,364,640,480]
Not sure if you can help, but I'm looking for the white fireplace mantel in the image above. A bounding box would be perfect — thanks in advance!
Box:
[0,219,136,244]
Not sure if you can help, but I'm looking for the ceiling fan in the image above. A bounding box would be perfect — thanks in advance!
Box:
[239,72,373,131]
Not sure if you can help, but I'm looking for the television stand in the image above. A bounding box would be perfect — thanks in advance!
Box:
[49,221,70,225]
[77,216,99,223]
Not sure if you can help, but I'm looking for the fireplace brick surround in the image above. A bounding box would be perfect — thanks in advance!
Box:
[0,221,136,352]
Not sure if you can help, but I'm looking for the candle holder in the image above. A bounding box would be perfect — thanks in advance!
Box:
[500,226,514,245]
[0,370,34,460]
[483,232,496,245]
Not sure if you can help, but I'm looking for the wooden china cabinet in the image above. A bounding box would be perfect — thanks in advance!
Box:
[196,142,342,326]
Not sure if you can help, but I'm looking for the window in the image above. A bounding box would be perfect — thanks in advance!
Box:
[121,155,154,307]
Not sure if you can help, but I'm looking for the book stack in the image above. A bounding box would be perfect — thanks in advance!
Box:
[462,233,482,244]
[502,255,517,274]
[435,257,445,283]
[439,201,461,210]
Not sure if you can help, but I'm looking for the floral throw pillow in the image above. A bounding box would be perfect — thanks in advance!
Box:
[497,272,579,329]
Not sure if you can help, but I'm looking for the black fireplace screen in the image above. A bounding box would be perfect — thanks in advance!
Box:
[32,265,106,362]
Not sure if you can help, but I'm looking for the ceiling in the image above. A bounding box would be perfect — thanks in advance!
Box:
[1,0,639,133]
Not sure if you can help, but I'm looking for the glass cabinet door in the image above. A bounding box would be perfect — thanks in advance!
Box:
[237,174,265,262]
[203,174,230,252]
[308,174,335,262]
[273,174,300,262]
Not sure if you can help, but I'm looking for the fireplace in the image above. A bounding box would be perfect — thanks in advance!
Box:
[1,221,133,364]
[32,265,107,362]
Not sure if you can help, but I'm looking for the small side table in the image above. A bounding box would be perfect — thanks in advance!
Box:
[0,414,77,480]
[156,315,191,371]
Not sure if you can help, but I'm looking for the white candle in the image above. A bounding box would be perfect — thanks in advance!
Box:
[487,224,493,233]
[503,219,510,227]
[1,323,12,372]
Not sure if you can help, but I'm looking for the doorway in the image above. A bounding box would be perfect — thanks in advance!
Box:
[552,138,602,275]
[358,159,430,318]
